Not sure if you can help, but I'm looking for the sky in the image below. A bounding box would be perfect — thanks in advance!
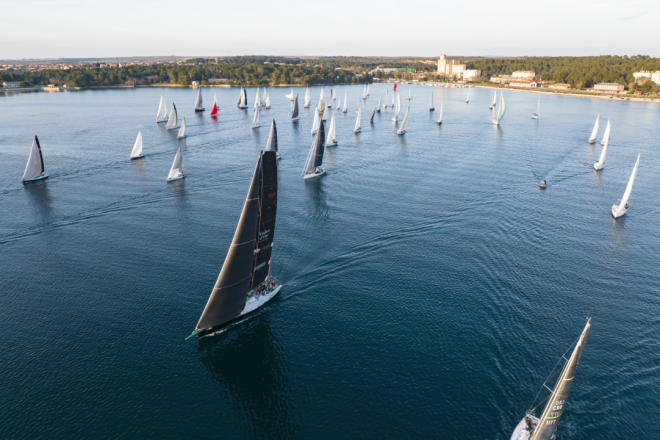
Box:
[1,0,658,59]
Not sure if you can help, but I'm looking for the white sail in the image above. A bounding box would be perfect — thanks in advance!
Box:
[492,91,497,106]
[493,93,506,125]
[177,117,187,139]
[311,106,320,134]
[342,93,348,113]
[366,84,370,96]
[322,105,329,121]
[612,153,641,218]
[22,137,46,182]
[594,121,610,170]
[397,106,409,135]
[237,87,243,106]
[354,99,361,132]
[252,107,261,128]
[600,117,611,145]
[262,88,267,105]
[392,92,401,121]
[318,87,325,110]
[333,87,337,100]
[166,146,185,181]
[156,93,168,122]
[130,131,144,159]
[337,99,341,111]
[589,114,600,143]
[326,113,337,145]
[362,84,367,99]
[166,103,178,129]
[437,103,443,124]
[465,93,469,103]
[385,90,389,107]
[194,89,204,110]
[265,94,271,109]
[430,93,434,110]
[254,87,260,109]
[304,87,310,108]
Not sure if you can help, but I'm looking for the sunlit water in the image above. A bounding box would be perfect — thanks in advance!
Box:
[1,84,659,439]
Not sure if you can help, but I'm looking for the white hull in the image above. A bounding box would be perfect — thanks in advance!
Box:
[601,140,606,146]
[177,135,186,140]
[588,139,596,144]
[276,152,281,160]
[252,124,261,129]
[594,162,604,171]
[304,169,326,180]
[241,284,283,317]
[354,128,361,133]
[493,120,500,126]
[167,174,185,182]
[157,118,168,123]
[327,141,338,147]
[130,154,144,160]
[292,117,299,122]
[510,415,540,440]
[612,204,627,218]
[22,173,49,183]
[392,118,398,122]
[531,114,538,120]
[398,131,405,135]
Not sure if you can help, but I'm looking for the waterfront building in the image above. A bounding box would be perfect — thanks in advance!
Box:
[633,70,660,85]
[549,83,571,90]
[509,80,538,88]
[437,54,465,78]
[463,69,481,80]
[512,70,536,79]
[593,83,625,92]
[2,81,21,88]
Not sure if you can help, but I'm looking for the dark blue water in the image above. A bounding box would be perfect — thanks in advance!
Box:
[1,85,659,439]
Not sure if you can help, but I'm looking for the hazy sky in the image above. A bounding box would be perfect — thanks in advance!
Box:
[2,0,658,59]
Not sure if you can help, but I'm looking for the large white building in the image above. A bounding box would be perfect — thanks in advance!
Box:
[437,54,466,78]
[512,71,536,79]
[463,69,481,80]
[633,70,660,85]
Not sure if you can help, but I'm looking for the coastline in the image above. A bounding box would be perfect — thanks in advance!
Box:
[471,84,660,104]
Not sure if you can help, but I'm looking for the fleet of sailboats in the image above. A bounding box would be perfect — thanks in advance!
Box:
[593,120,610,170]
[22,136,48,183]
[130,131,144,160]
[492,93,506,125]
[612,153,641,218]
[303,120,326,179]
[166,146,185,181]
[510,319,591,440]
[194,89,205,112]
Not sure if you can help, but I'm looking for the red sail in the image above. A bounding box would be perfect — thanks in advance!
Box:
[210,102,218,116]
[393,83,397,91]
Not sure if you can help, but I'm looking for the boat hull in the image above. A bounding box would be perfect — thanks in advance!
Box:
[22,173,49,183]
[130,154,144,160]
[252,125,261,129]
[531,114,538,119]
[429,108,435,111]
[197,284,283,338]
[177,135,186,140]
[194,108,205,112]
[493,120,500,126]
[167,174,185,182]
[292,117,299,122]
[327,141,338,147]
[354,128,361,133]
[594,162,604,170]
[612,204,627,218]
[397,130,405,135]
[304,169,326,180]
[510,415,540,440]
[588,139,596,144]
[156,118,168,124]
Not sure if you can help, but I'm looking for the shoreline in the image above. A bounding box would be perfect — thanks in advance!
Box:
[471,84,660,104]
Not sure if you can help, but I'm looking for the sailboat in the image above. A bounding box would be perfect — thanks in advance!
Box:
[304,87,311,108]
[210,94,218,116]
[600,122,610,146]
[437,103,443,125]
[194,88,205,112]
[262,88,267,106]
[531,96,539,119]
[311,105,320,134]
[166,103,178,129]
[392,91,401,122]
[337,99,341,112]
[328,88,332,108]
[239,88,248,109]
[376,95,382,112]
[354,99,362,133]
[302,119,326,179]
[366,84,370,97]
[265,93,271,109]
[342,93,348,113]
[187,150,280,339]
[612,154,641,218]
[318,87,326,113]
[465,93,469,103]
[362,84,367,100]
[429,93,435,111]
[593,120,610,170]
[291,94,299,122]
[384,90,389,109]
[492,93,506,126]
[286,88,294,100]
[397,106,409,135]
[588,114,599,144]
[265,119,281,159]
[254,87,260,110]
[326,113,337,146]
[22,136,48,183]
[130,131,144,160]
[236,87,243,107]
[489,91,496,110]
[166,146,185,181]
[252,106,261,129]
[369,104,377,123]
[322,105,329,121]
[510,319,591,440]
[333,86,337,100]
[177,117,187,139]
[156,93,168,123]
[406,89,412,100]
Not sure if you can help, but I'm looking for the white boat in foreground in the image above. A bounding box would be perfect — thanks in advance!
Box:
[303,119,326,179]
[588,114,599,144]
[531,96,539,120]
[130,131,144,159]
[612,153,640,218]
[22,136,49,183]
[593,120,610,170]
[166,146,185,181]
[510,319,591,440]
[492,93,506,126]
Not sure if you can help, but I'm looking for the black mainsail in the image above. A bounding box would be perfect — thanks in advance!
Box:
[243,89,248,108]
[369,106,376,123]
[193,155,262,337]
[250,150,278,290]
[292,94,299,120]
[313,119,326,169]
[266,120,278,153]
[529,319,590,440]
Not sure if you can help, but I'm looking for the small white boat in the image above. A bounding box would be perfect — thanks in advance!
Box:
[531,96,539,120]
[304,87,311,108]
[311,105,320,134]
[326,113,338,146]
[130,131,144,159]
[612,153,640,218]
[302,119,327,180]
[465,93,469,103]
[376,94,381,112]
[22,136,49,183]
[252,106,261,129]
[337,99,341,111]
[492,93,506,125]
[254,87,260,110]
[262,88,267,106]
[238,88,248,109]
[594,120,610,171]
[342,93,348,113]
[362,84,367,100]
[366,84,370,97]
[397,106,409,135]
[437,103,443,125]
[600,119,610,145]
[588,114,599,144]
[285,88,294,100]
[489,91,496,110]
[354,99,362,133]
[156,93,168,123]
[177,117,187,139]
[166,103,178,129]
[166,146,185,181]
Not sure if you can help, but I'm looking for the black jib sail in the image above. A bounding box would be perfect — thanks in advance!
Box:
[250,150,278,290]
[193,154,262,336]
[265,120,278,152]
[313,119,325,168]
[292,94,299,119]
[35,136,45,173]
[243,89,248,107]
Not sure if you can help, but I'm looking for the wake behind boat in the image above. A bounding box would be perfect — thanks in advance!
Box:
[22,136,49,183]
[188,150,280,339]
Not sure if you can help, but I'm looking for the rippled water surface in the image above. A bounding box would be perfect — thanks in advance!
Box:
[1,85,659,439]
